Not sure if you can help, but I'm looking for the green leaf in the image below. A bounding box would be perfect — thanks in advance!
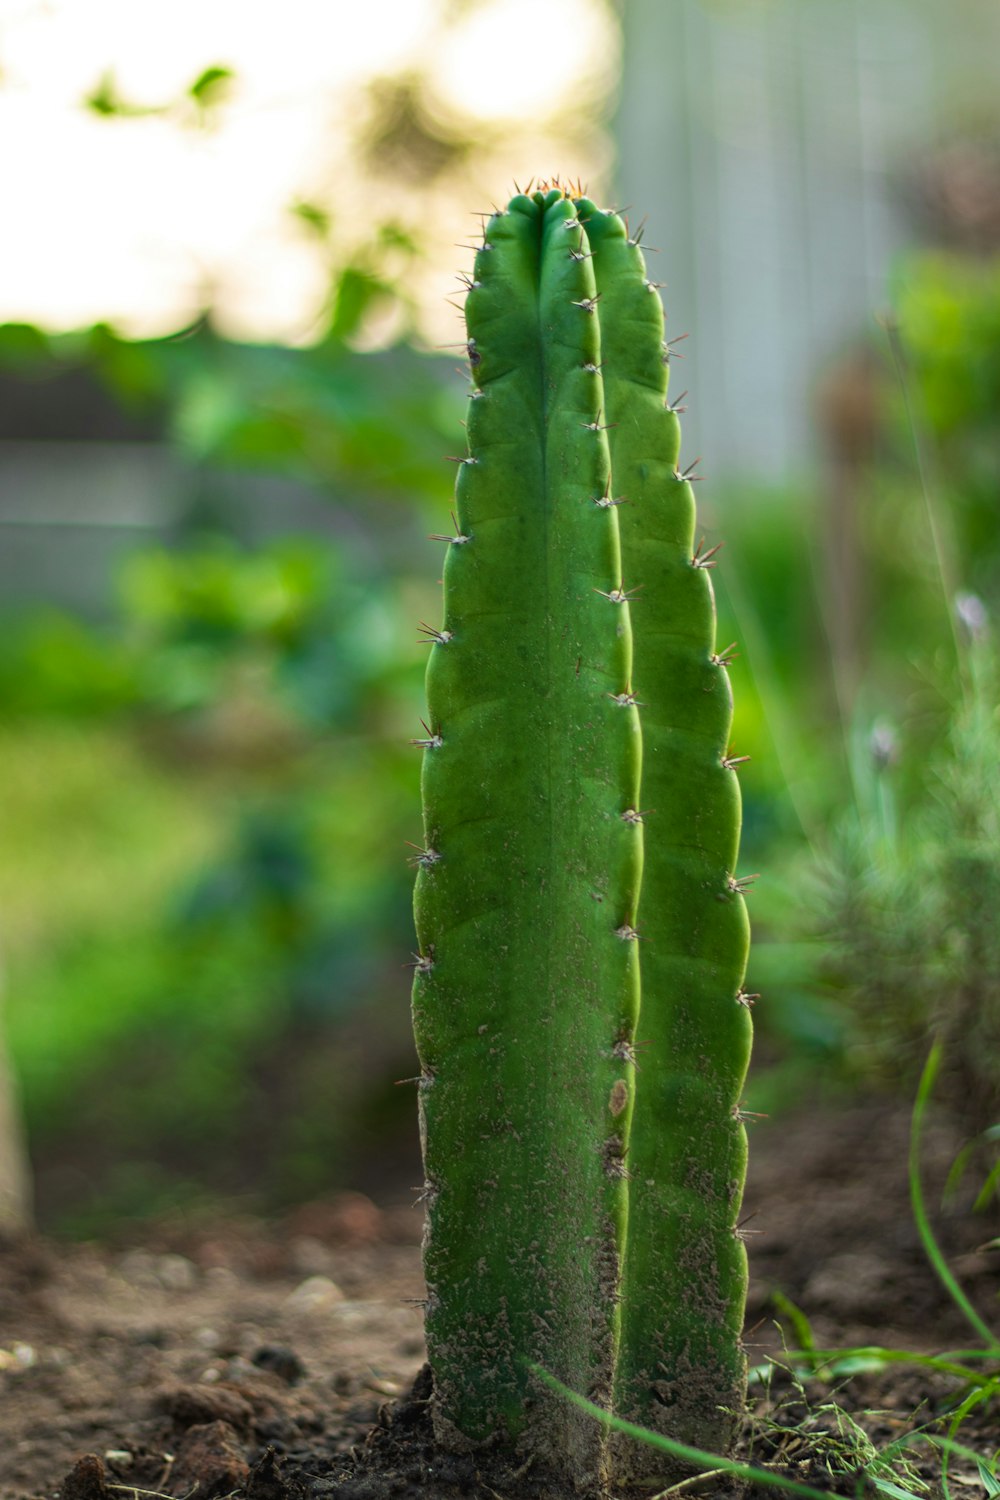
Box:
[188,65,235,106]
[85,70,128,116]
[871,1479,925,1500]
[978,1459,1000,1498]
[291,201,332,238]
[771,1289,817,1352]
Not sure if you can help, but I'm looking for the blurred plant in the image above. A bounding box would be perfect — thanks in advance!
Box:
[737,239,1000,1127]
[85,62,236,128]
[0,282,461,511]
[926,614,1000,1127]
[0,534,408,733]
[806,604,1000,1133]
[0,533,427,1226]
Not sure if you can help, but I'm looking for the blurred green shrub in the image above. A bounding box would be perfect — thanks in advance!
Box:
[0,534,408,731]
[803,611,1000,1131]
[0,534,427,1227]
[719,248,1000,1121]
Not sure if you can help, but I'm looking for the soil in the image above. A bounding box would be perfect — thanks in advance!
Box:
[1,1099,998,1500]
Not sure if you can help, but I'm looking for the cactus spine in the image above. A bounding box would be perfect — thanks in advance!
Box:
[412,185,751,1494]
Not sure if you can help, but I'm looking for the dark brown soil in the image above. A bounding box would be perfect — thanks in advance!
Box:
[1,1100,998,1500]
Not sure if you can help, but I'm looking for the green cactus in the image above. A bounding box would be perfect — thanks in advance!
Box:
[411,184,752,1494]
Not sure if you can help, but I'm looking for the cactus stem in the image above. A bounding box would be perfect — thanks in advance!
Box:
[418,622,454,645]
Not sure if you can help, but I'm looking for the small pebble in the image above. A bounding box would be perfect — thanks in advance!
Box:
[155,1254,198,1291]
[251,1344,306,1384]
[284,1275,344,1313]
[288,1235,337,1277]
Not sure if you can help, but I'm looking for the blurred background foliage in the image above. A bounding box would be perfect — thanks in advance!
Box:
[1,0,999,1233]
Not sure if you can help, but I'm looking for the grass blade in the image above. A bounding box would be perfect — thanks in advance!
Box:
[977,1458,1000,1497]
[534,1367,855,1500]
[910,1042,999,1351]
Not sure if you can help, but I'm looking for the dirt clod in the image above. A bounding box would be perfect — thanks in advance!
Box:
[157,1382,256,1432]
[58,1455,107,1500]
[170,1419,250,1497]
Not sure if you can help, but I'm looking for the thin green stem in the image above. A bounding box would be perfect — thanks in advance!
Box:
[536,1369,859,1500]
[910,1042,999,1351]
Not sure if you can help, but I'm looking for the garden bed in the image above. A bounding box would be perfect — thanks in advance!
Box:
[1,1097,997,1499]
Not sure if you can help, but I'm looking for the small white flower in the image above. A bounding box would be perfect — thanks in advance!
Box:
[955,591,988,639]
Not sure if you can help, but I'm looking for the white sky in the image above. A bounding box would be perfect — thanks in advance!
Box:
[0,0,617,341]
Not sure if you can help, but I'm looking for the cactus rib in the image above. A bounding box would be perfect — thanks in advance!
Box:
[412,189,643,1479]
[582,202,753,1476]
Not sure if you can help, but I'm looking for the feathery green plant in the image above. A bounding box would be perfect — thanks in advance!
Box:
[410,184,752,1494]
